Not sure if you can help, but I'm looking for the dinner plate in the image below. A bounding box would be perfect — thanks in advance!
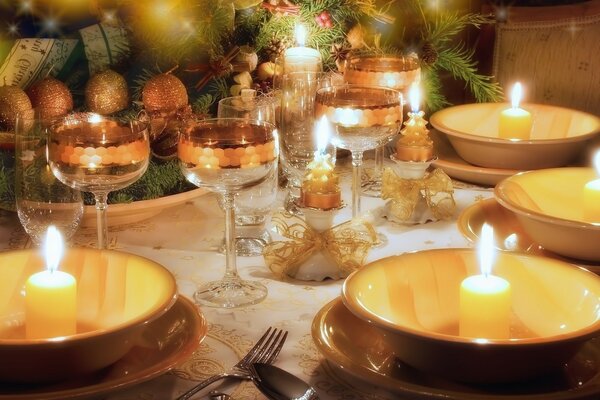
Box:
[458,198,600,272]
[312,297,600,400]
[0,295,207,400]
[430,129,522,186]
[81,187,206,227]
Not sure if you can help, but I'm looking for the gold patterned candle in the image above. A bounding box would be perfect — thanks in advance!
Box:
[300,117,341,210]
[395,85,433,161]
[344,55,421,92]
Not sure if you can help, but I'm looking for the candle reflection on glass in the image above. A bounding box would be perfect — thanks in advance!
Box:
[25,226,77,339]
[459,224,511,339]
[583,151,600,222]
[499,82,532,140]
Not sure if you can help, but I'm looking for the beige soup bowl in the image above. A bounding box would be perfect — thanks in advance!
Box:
[342,249,600,383]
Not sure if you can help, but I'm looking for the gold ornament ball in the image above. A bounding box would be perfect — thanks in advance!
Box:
[27,76,73,119]
[142,73,188,113]
[0,85,32,132]
[85,70,129,115]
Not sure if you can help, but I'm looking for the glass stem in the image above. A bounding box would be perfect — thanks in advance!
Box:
[374,146,384,179]
[222,191,240,281]
[94,191,109,249]
[351,151,363,219]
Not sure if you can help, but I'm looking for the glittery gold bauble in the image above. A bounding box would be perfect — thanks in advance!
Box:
[85,69,129,115]
[142,73,188,113]
[0,85,32,131]
[27,76,73,119]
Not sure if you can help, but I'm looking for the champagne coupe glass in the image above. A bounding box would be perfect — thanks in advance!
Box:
[15,108,83,245]
[218,95,279,256]
[47,113,150,249]
[343,54,420,196]
[177,118,277,308]
[315,85,403,219]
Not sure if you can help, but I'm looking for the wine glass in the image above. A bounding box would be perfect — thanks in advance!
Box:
[217,95,279,256]
[343,54,420,196]
[15,108,83,245]
[47,113,150,249]
[315,85,403,219]
[177,118,277,308]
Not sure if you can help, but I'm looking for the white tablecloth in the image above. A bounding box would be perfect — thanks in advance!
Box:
[0,181,494,400]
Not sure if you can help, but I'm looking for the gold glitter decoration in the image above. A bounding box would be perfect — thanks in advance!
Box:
[0,85,32,131]
[85,69,129,115]
[26,76,73,119]
[142,73,188,113]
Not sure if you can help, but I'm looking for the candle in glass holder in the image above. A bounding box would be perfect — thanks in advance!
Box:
[459,224,511,339]
[395,84,433,161]
[300,116,341,210]
[499,82,532,140]
[25,226,77,339]
[283,24,322,73]
[584,152,600,222]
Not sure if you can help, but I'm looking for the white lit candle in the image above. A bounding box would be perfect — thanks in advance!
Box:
[584,152,600,222]
[283,24,322,73]
[459,224,511,339]
[499,82,533,140]
[25,226,77,339]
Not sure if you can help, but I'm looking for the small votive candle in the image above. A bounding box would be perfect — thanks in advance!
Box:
[459,224,511,339]
[25,226,77,339]
[499,82,532,140]
[395,84,433,162]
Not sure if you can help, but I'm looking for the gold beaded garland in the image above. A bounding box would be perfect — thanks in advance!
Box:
[85,69,129,115]
[142,73,188,113]
[0,85,33,131]
[27,76,73,119]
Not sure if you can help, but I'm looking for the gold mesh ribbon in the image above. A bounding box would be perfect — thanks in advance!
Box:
[381,168,456,221]
[263,213,377,279]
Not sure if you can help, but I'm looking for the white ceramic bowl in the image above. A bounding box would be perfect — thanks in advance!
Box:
[430,103,600,170]
[342,249,600,383]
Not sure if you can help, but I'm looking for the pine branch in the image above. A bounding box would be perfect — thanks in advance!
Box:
[436,44,503,103]
[421,67,449,112]
[427,12,492,46]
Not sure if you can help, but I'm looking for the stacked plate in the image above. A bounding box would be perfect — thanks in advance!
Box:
[429,103,600,185]
[0,248,207,399]
[312,250,600,399]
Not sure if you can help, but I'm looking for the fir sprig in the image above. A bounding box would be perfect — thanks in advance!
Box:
[436,43,503,103]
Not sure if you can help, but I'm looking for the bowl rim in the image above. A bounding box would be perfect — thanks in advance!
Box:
[341,248,600,346]
[0,248,178,346]
[430,102,600,144]
[494,167,600,231]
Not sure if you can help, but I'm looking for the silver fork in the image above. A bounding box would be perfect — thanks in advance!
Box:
[175,327,288,400]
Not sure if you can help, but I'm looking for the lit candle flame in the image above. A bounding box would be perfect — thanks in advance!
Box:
[315,115,331,154]
[295,23,307,47]
[478,223,495,277]
[409,84,420,113]
[593,151,600,175]
[44,225,64,274]
[511,82,523,109]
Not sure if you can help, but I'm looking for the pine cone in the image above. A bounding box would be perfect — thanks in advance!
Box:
[420,42,438,66]
[264,36,288,62]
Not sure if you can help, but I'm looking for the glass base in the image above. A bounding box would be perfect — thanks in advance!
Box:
[361,179,382,198]
[374,232,388,248]
[193,278,268,308]
[219,229,272,257]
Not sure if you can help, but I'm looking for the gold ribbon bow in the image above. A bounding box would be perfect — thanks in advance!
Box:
[381,168,456,221]
[263,213,377,279]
